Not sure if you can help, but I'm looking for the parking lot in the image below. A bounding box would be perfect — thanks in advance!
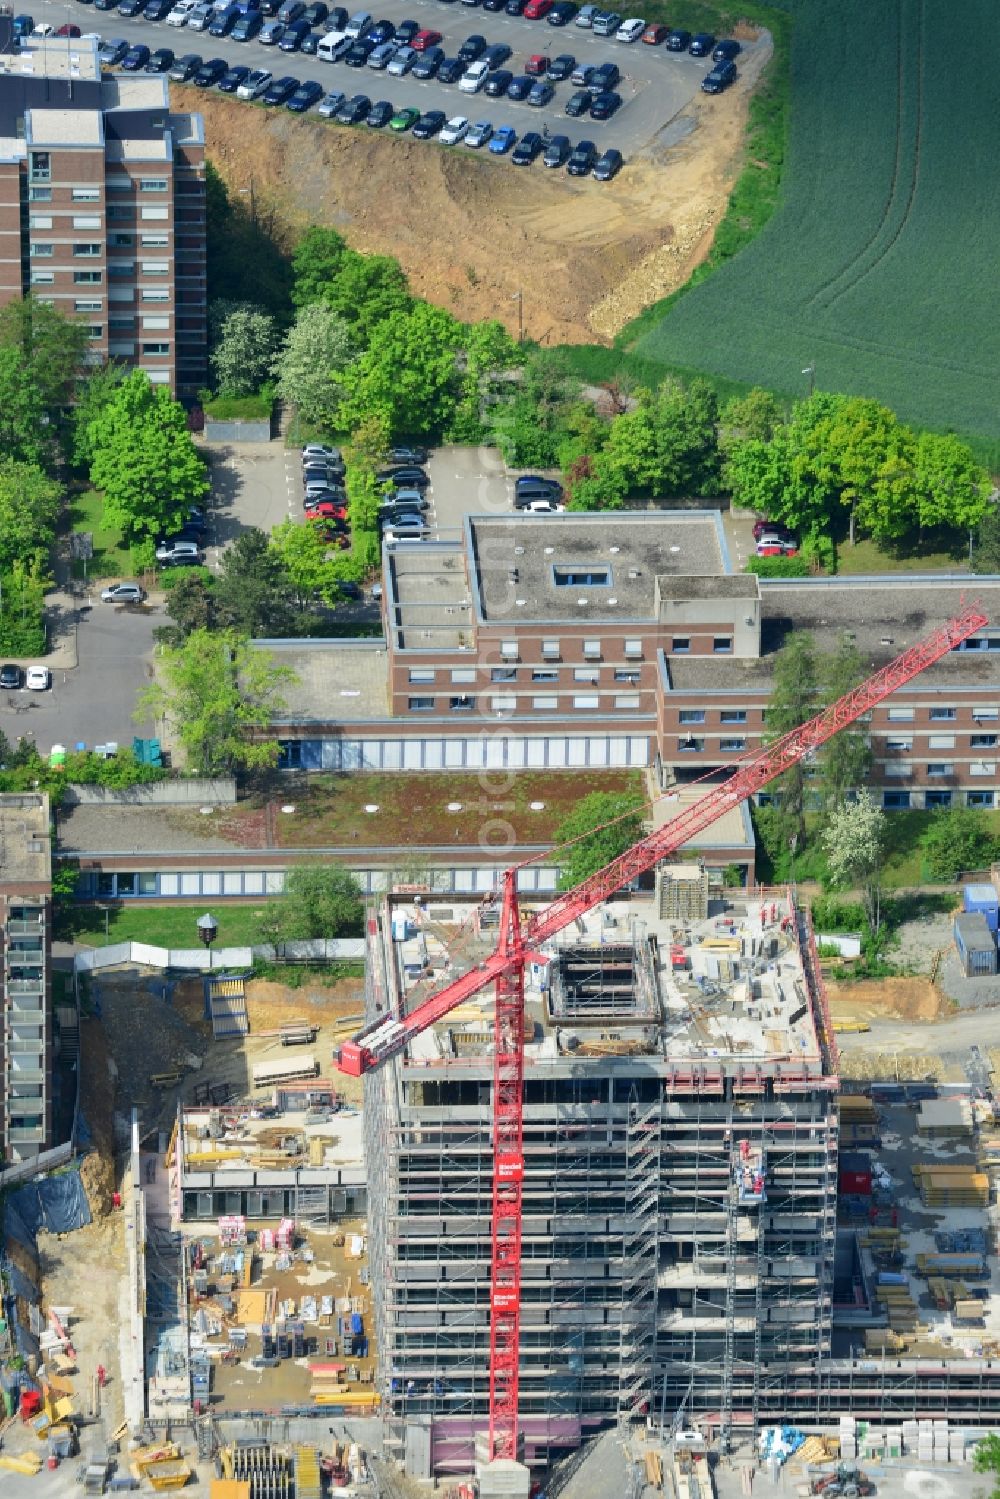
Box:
[25,0,760,160]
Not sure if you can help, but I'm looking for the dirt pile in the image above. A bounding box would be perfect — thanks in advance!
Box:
[179,47,768,344]
[827,978,947,1023]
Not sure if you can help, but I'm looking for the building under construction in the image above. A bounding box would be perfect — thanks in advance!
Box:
[363,880,840,1479]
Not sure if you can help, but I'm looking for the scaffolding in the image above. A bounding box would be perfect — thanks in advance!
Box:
[617,1088,660,1425]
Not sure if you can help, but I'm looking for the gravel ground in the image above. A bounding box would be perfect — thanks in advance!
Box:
[890,910,1000,1009]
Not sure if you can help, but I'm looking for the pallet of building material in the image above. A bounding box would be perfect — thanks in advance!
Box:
[928,1278,955,1309]
[865,1329,909,1353]
[917,1253,987,1277]
[955,1299,987,1323]
[644,1450,664,1488]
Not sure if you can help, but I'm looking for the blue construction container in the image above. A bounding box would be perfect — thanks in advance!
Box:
[350,1312,363,1336]
[954,912,997,977]
[963,883,999,933]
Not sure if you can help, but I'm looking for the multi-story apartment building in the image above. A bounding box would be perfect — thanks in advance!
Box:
[0,793,53,1164]
[0,33,206,396]
[264,512,1000,823]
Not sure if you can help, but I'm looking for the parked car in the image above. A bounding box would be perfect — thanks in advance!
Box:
[143,0,174,19]
[504,0,527,13]
[548,52,575,79]
[168,51,201,79]
[101,582,145,603]
[592,145,622,179]
[279,18,313,48]
[99,37,130,64]
[287,78,323,108]
[641,22,666,43]
[565,88,591,116]
[411,107,447,138]
[25,666,50,691]
[262,73,299,102]
[506,74,533,100]
[343,36,375,63]
[383,516,430,542]
[542,132,571,167]
[165,0,199,24]
[437,57,465,83]
[231,10,264,38]
[713,38,741,61]
[336,91,372,121]
[615,16,643,41]
[185,3,216,30]
[366,38,396,66]
[574,1,597,23]
[115,0,144,17]
[366,97,394,125]
[439,114,470,144]
[527,79,554,105]
[376,465,429,489]
[547,0,577,21]
[688,30,714,54]
[0,664,24,690]
[702,59,735,93]
[411,47,444,78]
[566,137,597,175]
[523,498,565,512]
[217,62,251,90]
[193,56,228,84]
[121,43,151,69]
[145,47,178,73]
[665,27,690,50]
[303,1,329,22]
[484,69,512,97]
[524,52,548,74]
[366,16,395,42]
[344,8,371,35]
[457,32,486,62]
[382,488,429,513]
[482,41,511,66]
[589,88,620,118]
[590,60,619,87]
[524,0,552,14]
[237,67,273,97]
[514,474,563,505]
[459,59,490,92]
[411,26,442,48]
[394,18,419,42]
[259,19,286,42]
[752,520,795,544]
[386,44,416,73]
[156,540,202,564]
[489,124,516,153]
[317,87,347,113]
[389,104,420,129]
[207,4,240,36]
[465,119,493,147]
[300,30,322,53]
[511,129,543,163]
[388,445,429,465]
[591,10,622,37]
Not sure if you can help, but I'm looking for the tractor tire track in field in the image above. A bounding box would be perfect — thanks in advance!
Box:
[803,0,920,313]
[765,318,994,383]
[824,0,925,309]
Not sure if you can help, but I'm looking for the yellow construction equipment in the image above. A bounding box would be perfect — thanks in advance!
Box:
[0,1452,43,1475]
[833,1020,871,1034]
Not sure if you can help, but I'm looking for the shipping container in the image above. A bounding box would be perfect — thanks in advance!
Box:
[839,1149,873,1196]
[954,913,997,976]
[964,884,999,932]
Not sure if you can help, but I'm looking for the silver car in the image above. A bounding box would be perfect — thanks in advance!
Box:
[366,40,396,68]
[236,67,272,98]
[386,44,415,75]
[101,582,145,604]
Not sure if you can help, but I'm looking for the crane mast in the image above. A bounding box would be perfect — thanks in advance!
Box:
[338,602,987,1465]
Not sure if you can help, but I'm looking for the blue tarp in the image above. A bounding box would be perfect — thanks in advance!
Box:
[4,1166,91,1251]
[759,1427,807,1464]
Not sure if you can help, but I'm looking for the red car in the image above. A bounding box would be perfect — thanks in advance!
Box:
[752,518,795,543]
[306,500,348,520]
[55,21,82,34]
[524,53,548,74]
[523,0,553,15]
[412,28,442,50]
[641,23,668,43]
[755,541,798,558]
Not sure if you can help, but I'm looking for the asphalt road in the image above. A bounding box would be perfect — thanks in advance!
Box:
[29,0,754,156]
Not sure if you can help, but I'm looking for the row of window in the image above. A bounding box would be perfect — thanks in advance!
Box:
[496,638,645,661]
[884,791,995,809]
[883,735,998,750]
[278,733,650,771]
[30,272,173,299]
[677,737,747,753]
[78,863,560,901]
[411,667,645,687]
[679,710,748,725]
[409,694,643,713]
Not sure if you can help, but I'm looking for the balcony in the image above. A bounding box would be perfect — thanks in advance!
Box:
[7,1126,45,1146]
[7,977,44,997]
[7,917,45,937]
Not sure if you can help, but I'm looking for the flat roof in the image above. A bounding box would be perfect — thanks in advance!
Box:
[26,106,102,145]
[469,512,727,623]
[254,640,391,724]
[0,793,51,885]
[386,543,472,651]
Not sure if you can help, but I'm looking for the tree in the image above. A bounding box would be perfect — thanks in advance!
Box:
[0,461,61,573]
[0,297,88,414]
[765,632,820,849]
[0,345,49,468]
[972,501,1000,574]
[264,864,364,942]
[271,303,354,431]
[157,570,218,645]
[912,430,990,533]
[72,361,128,469]
[821,790,886,936]
[720,388,784,445]
[88,371,209,542]
[210,306,279,397]
[213,529,301,637]
[974,1432,1000,1497]
[651,376,721,496]
[339,303,463,438]
[137,629,295,775]
[319,250,412,343]
[920,807,1000,882]
[819,635,872,807]
[271,518,345,606]
[554,791,647,890]
[291,227,349,308]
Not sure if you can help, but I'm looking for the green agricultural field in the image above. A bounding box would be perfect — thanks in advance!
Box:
[638,0,1000,441]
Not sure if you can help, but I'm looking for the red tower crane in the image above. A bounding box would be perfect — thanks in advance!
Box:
[338,603,987,1465]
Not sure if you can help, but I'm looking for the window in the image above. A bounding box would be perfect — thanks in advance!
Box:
[28,186,51,202]
[112,233,134,247]
[141,289,168,301]
[106,205,135,221]
[73,243,102,257]
[970,761,996,777]
[450,696,475,712]
[552,565,611,587]
[491,667,517,682]
[408,696,434,712]
[573,668,599,683]
[141,235,169,248]
[541,640,560,658]
[87,326,103,341]
[720,737,746,752]
[491,695,517,712]
[887,706,914,721]
[885,738,912,752]
[929,707,956,720]
[142,316,170,331]
[29,152,50,182]
[720,710,747,725]
[140,178,169,192]
[29,271,54,285]
[140,207,169,222]
[615,694,640,710]
[672,637,690,653]
[973,708,1000,721]
[679,710,705,725]
[140,260,169,274]
[73,215,101,230]
[408,669,435,685]
[928,734,955,750]
[713,637,733,654]
[109,316,135,331]
[532,695,557,710]
[142,342,169,355]
[971,734,998,749]
[573,694,599,709]
[75,300,103,313]
[108,341,135,357]
[109,262,135,278]
[968,791,996,808]
[925,790,952,808]
[926,763,952,777]
[532,669,558,682]
[451,669,475,685]
[500,641,518,659]
[624,639,642,659]
[29,215,51,230]
[677,737,705,753]
[29,243,53,258]
[884,762,909,777]
[883,791,911,810]
[72,187,100,202]
[583,640,601,659]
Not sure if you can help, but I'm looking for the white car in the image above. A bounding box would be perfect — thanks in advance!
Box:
[616,17,645,41]
[523,499,565,514]
[30,22,55,36]
[383,515,429,542]
[439,115,470,145]
[237,68,272,99]
[25,666,50,691]
[465,120,493,148]
[166,0,199,23]
[101,583,145,604]
[459,60,489,93]
[301,443,342,464]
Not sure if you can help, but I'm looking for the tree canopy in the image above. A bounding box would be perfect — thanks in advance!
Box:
[210,304,279,398]
[264,864,365,943]
[821,790,886,936]
[920,807,1000,882]
[554,791,647,891]
[272,303,354,431]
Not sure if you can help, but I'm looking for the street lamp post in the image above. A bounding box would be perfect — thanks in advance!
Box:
[196,912,219,962]
[801,363,815,399]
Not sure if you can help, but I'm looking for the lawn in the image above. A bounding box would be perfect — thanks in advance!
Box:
[755,808,1000,889]
[215,770,647,851]
[66,489,132,582]
[633,0,1000,444]
[835,538,970,577]
[70,902,270,949]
